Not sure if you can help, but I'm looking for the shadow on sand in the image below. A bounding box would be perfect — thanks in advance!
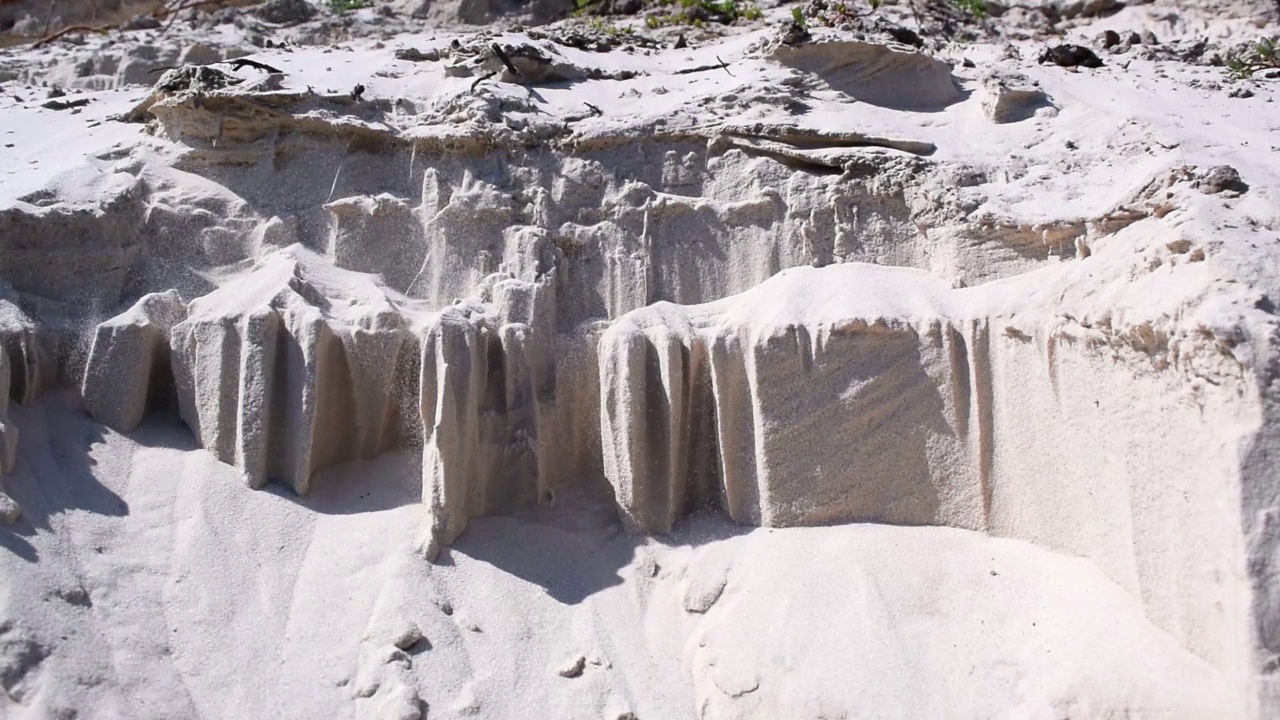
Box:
[0,392,129,563]
[446,484,754,605]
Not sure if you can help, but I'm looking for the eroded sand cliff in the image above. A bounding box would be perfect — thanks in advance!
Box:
[1,0,1279,717]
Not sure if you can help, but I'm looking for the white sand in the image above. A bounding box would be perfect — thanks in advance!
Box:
[0,0,1278,717]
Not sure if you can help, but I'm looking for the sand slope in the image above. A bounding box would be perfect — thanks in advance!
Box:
[0,395,1238,719]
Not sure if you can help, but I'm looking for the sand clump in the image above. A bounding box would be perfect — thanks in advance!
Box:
[168,246,417,493]
[82,290,187,433]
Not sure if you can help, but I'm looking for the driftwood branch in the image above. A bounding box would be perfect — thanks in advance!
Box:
[32,23,116,48]
[674,55,734,77]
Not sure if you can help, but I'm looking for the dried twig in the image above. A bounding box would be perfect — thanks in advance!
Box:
[161,0,188,35]
[327,159,345,203]
[675,55,733,76]
[156,0,230,17]
[148,58,284,76]
[32,23,116,48]
[157,0,229,35]
[41,0,58,39]
[470,70,497,93]
[156,0,234,20]
[224,58,284,74]
[491,44,519,77]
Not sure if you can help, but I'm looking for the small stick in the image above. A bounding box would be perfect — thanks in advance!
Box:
[491,44,519,77]
[470,69,497,93]
[148,58,283,76]
[327,160,345,203]
[674,56,734,76]
[158,0,228,36]
[42,0,58,40]
[161,0,189,35]
[154,0,228,19]
[163,15,181,34]
[584,101,601,116]
[222,58,284,74]
[32,23,116,48]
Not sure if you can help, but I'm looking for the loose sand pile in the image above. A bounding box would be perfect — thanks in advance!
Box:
[1,0,1280,717]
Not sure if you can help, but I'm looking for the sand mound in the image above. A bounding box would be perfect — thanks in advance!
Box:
[768,32,963,110]
[82,290,187,433]
[168,246,416,493]
[600,264,967,534]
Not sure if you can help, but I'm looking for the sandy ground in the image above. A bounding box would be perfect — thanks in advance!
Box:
[0,393,1238,719]
[0,0,1278,718]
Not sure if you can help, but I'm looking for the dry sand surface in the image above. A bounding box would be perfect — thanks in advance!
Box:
[1,0,1280,717]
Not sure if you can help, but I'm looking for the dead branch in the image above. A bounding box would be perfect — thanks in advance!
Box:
[42,0,58,39]
[470,70,498,93]
[491,44,519,77]
[223,57,284,73]
[158,0,231,35]
[32,23,117,48]
[674,55,733,76]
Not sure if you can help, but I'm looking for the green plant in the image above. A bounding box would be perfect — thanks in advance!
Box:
[570,0,599,17]
[327,0,370,12]
[583,16,635,34]
[949,0,985,18]
[641,0,765,26]
[798,0,877,29]
[1227,37,1280,78]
